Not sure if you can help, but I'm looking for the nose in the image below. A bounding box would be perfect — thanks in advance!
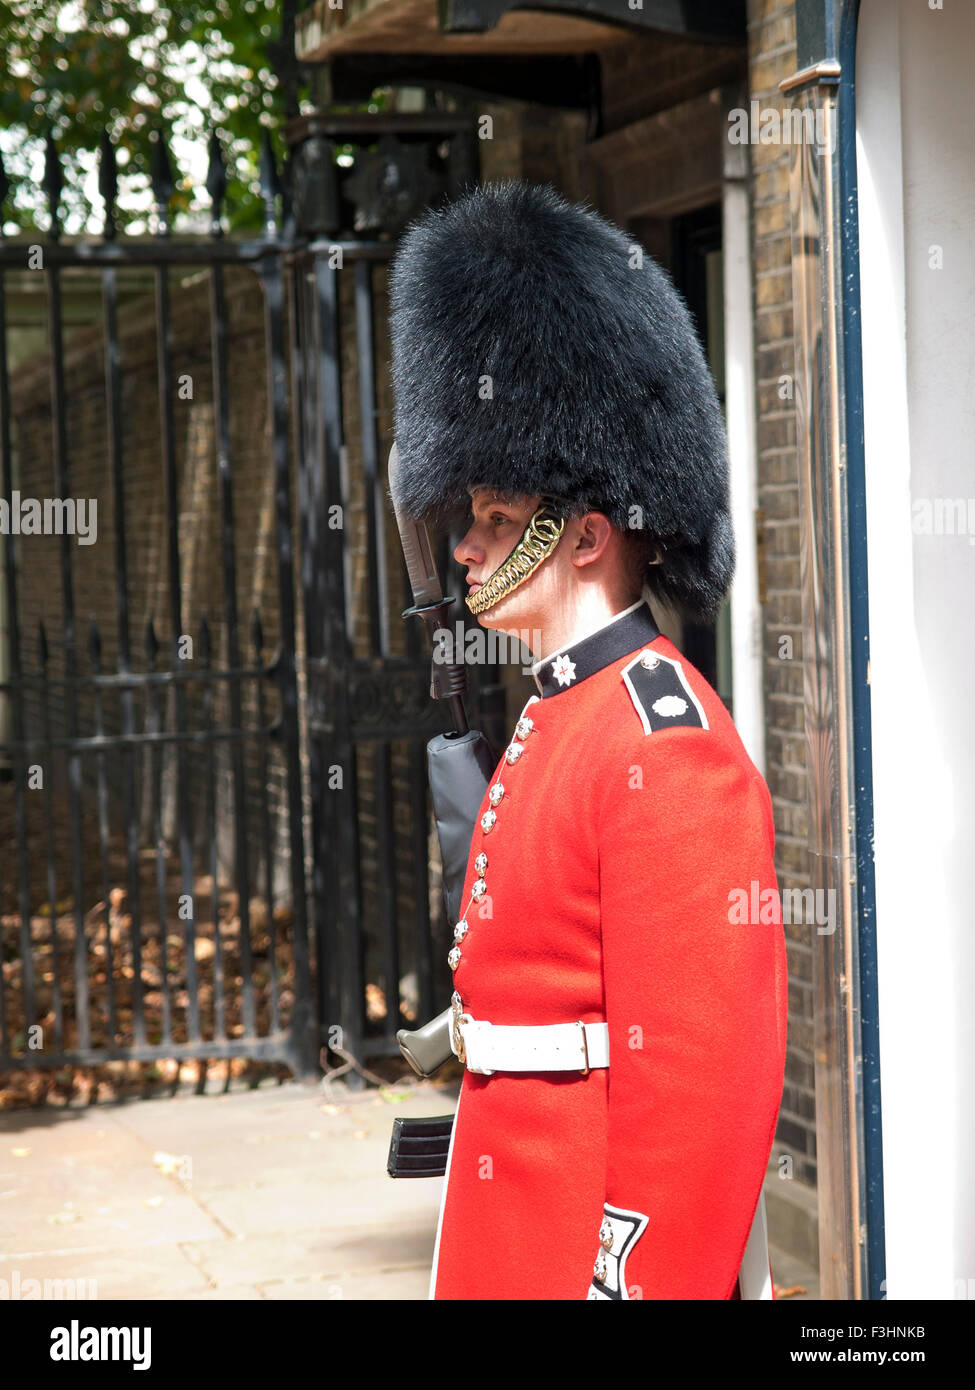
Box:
[453,523,485,569]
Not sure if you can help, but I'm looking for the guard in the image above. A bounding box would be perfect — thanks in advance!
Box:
[388,181,788,1301]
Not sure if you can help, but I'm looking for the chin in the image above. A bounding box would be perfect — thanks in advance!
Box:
[470,595,526,632]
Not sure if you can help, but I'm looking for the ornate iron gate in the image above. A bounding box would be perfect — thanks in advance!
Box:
[0,112,493,1082]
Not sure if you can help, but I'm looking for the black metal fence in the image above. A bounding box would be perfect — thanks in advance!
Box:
[0,115,497,1082]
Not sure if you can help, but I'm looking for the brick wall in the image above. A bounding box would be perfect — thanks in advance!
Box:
[746,0,816,1187]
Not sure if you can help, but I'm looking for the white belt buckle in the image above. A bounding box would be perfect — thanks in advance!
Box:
[459,1018,494,1077]
[575,1020,591,1076]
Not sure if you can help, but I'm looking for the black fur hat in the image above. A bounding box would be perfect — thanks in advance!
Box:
[388,180,734,620]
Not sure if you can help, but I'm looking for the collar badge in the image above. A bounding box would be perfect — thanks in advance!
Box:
[550,654,577,687]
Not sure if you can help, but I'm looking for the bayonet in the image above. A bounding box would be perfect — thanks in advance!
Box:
[388,442,468,734]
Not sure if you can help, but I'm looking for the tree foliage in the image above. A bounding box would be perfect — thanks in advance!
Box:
[0,0,309,234]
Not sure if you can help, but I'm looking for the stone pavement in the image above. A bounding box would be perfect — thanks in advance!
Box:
[0,1077,818,1300]
[0,1077,456,1300]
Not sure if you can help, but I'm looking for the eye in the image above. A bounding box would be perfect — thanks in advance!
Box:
[490,513,510,527]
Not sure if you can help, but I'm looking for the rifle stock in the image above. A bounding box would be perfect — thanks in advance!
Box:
[396,1007,454,1079]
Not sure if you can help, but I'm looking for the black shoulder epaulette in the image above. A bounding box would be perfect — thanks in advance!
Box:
[620,648,709,735]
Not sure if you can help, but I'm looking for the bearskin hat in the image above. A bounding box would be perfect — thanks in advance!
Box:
[388,180,734,620]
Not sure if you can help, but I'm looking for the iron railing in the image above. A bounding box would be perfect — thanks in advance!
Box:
[0,113,492,1082]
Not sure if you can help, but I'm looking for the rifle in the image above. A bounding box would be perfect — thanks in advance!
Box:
[386,444,496,1172]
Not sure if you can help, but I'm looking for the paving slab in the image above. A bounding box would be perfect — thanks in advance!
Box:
[0,1082,815,1303]
[198,1172,443,1241]
[182,1219,438,1287]
[0,1080,455,1300]
[0,1183,225,1259]
[0,1242,211,1299]
[260,1267,431,1300]
[160,1283,265,1300]
[770,1243,821,1301]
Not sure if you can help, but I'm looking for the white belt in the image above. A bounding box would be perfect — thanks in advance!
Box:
[452,1014,609,1077]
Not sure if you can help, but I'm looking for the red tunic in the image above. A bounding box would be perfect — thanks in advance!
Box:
[429,600,788,1300]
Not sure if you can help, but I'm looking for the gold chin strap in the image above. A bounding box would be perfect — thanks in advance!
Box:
[465,502,566,616]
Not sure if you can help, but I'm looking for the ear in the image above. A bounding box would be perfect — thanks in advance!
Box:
[570,512,616,568]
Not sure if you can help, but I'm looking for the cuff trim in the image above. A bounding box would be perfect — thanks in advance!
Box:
[586,1203,649,1301]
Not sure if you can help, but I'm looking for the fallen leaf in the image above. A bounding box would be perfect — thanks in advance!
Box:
[152,1150,187,1176]
[365,982,387,1022]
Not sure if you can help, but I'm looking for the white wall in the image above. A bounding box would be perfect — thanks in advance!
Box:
[724,140,765,774]
[857,0,975,1299]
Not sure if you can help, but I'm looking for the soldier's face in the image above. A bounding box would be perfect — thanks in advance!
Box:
[455,488,633,638]
[455,488,544,627]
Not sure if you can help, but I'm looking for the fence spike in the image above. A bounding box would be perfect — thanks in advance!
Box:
[258,130,280,238]
[43,131,63,241]
[144,615,159,662]
[206,129,227,239]
[98,131,118,241]
[279,150,296,240]
[38,618,49,666]
[150,127,175,236]
[199,614,211,663]
[251,607,264,654]
[88,614,102,663]
[0,149,9,220]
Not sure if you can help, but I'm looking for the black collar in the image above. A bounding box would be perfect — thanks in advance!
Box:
[531,599,660,699]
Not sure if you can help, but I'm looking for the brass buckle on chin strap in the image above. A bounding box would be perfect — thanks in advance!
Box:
[465,503,566,616]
